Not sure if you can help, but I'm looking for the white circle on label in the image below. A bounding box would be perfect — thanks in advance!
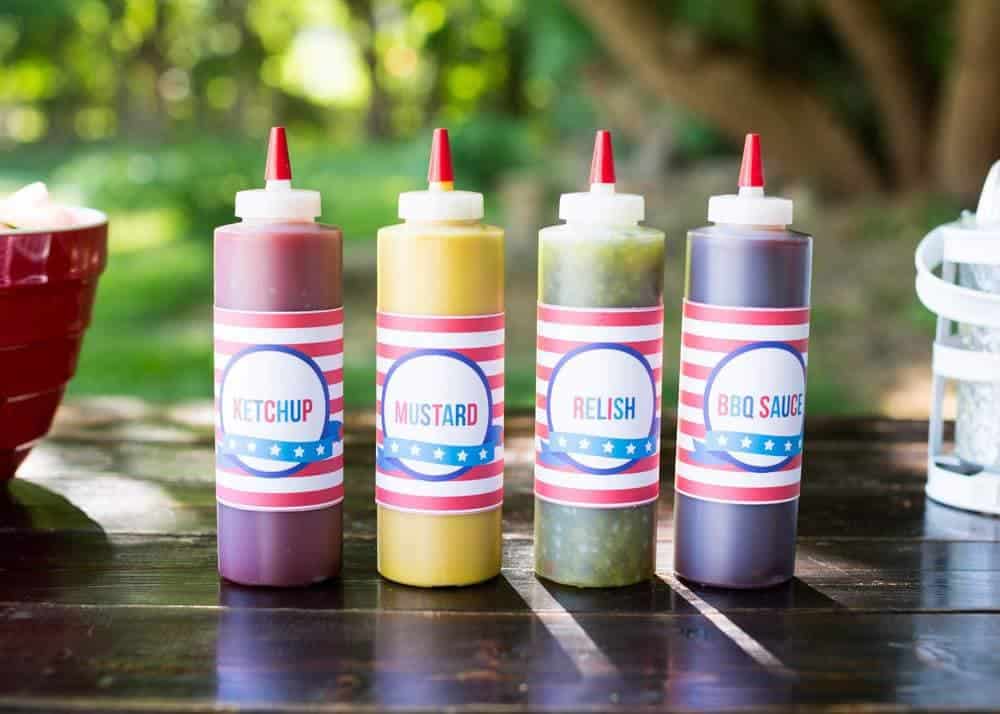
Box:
[704,343,805,470]
[219,347,329,475]
[381,350,491,479]
[548,345,655,473]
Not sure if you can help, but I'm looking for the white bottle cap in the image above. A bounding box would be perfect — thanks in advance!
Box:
[707,134,793,226]
[399,189,484,221]
[975,159,1000,226]
[399,128,484,221]
[559,130,645,224]
[235,127,321,221]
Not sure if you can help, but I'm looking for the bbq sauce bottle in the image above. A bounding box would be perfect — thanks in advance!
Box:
[673,134,812,588]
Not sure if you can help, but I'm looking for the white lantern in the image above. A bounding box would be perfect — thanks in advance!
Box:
[915,161,1000,515]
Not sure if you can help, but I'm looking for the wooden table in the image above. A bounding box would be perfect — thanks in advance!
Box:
[1,400,998,712]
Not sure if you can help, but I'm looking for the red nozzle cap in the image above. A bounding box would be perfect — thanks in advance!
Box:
[589,129,616,184]
[428,128,454,183]
[738,133,765,188]
[265,126,292,181]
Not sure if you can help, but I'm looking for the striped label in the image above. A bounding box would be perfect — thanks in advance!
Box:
[675,299,809,505]
[375,312,504,514]
[535,303,664,508]
[214,307,344,512]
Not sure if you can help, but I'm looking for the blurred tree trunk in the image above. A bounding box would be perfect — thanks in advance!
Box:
[583,68,673,181]
[347,0,391,139]
[502,24,528,116]
[935,0,1000,199]
[819,0,926,189]
[568,0,880,193]
[571,0,1000,198]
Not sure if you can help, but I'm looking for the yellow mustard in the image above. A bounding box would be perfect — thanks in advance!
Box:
[375,129,504,587]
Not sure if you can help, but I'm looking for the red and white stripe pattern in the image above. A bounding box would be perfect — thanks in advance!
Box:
[675,299,809,505]
[214,307,344,511]
[535,303,664,507]
[375,312,504,514]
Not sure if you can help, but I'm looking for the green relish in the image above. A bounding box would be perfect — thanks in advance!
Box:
[535,224,665,587]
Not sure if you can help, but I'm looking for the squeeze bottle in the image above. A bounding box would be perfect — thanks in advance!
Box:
[375,128,505,587]
[673,134,812,588]
[534,130,666,587]
[214,127,345,586]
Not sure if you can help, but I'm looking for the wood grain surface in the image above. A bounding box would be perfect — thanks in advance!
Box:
[0,404,996,713]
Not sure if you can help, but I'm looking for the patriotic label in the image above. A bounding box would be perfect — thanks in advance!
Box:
[214,307,344,511]
[675,299,809,505]
[535,304,664,508]
[375,312,504,514]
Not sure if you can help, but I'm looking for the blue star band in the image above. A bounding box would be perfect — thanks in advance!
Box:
[544,431,658,458]
[376,425,502,469]
[698,430,804,457]
[216,421,343,464]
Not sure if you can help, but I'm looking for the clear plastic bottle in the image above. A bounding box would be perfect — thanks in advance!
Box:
[534,131,666,587]
[673,134,812,588]
[214,128,344,586]
[376,129,504,587]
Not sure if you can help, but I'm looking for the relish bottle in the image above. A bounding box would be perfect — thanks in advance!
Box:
[534,130,666,587]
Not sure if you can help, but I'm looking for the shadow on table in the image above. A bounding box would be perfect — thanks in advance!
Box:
[0,478,105,532]
[676,574,845,612]
[213,574,579,708]
[215,581,354,703]
[533,576,842,709]
[0,479,112,602]
[796,495,1000,611]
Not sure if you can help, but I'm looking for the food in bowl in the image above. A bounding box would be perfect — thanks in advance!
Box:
[0,182,80,230]
[0,183,108,479]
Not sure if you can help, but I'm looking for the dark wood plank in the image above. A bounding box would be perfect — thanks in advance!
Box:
[3,412,998,713]
[0,603,997,712]
[0,532,998,613]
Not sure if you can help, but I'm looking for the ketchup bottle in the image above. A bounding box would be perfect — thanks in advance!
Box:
[214,127,344,586]
[673,134,812,588]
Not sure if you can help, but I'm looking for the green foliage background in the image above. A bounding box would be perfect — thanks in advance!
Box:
[0,1,954,413]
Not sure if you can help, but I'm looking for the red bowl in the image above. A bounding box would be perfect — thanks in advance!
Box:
[0,209,108,479]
